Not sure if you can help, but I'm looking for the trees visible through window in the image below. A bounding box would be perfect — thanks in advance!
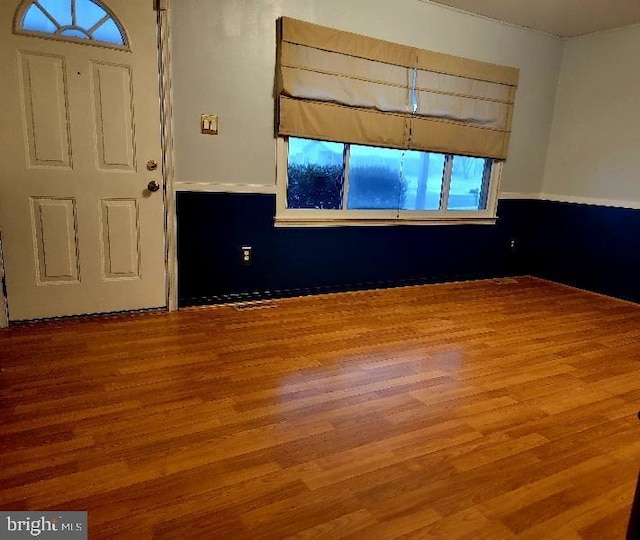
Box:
[287,139,343,209]
[283,137,495,221]
[18,0,127,47]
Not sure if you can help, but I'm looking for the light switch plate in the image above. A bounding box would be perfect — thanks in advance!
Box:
[201,114,218,135]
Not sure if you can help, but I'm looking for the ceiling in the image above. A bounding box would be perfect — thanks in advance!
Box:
[426,0,640,38]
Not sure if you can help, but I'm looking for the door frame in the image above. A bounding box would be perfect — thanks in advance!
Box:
[156,0,179,312]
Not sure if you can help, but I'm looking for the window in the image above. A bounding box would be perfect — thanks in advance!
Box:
[277,137,501,225]
[274,17,517,226]
[16,0,128,48]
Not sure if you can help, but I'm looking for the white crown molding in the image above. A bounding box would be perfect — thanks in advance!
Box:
[418,0,640,41]
[565,21,640,41]
[416,0,562,39]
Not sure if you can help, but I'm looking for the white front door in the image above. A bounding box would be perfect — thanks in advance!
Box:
[0,0,166,321]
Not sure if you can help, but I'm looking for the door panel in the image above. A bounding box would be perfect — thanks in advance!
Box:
[0,0,166,320]
[19,52,72,168]
[31,197,80,283]
[92,62,135,170]
[100,199,140,279]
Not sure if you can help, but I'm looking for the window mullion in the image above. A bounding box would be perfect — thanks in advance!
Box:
[478,159,492,210]
[341,144,351,211]
[34,3,61,29]
[439,155,453,214]
[279,137,290,214]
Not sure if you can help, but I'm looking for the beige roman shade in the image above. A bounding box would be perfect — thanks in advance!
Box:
[276,17,519,159]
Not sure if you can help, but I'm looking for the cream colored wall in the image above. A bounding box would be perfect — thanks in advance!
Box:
[170,0,563,194]
[542,25,640,205]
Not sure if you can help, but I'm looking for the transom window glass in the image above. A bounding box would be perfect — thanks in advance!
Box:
[279,137,499,225]
[18,0,127,47]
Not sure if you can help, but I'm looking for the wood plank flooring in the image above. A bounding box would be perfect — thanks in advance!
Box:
[0,277,638,538]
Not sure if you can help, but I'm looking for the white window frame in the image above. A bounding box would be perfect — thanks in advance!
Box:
[275,138,503,227]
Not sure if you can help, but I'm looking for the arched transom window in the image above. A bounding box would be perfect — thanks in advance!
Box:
[16,0,128,48]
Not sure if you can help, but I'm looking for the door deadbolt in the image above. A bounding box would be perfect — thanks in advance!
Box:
[146,160,158,171]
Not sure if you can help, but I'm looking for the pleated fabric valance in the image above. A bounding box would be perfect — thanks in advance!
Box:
[276,17,519,159]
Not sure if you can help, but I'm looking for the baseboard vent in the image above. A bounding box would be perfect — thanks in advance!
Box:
[231,300,278,311]
[492,278,520,285]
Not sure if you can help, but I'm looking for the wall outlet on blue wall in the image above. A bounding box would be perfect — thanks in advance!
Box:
[241,246,252,265]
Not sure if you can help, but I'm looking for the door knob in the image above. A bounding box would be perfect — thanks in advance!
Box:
[147,180,161,193]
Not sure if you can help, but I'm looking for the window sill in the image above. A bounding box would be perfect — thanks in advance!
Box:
[274,216,498,227]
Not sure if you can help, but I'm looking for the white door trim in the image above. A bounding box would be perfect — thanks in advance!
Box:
[156,0,178,312]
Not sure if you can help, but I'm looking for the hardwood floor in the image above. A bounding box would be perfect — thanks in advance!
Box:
[0,277,638,538]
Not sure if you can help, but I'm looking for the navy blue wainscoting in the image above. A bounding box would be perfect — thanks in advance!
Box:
[528,200,640,304]
[176,192,531,307]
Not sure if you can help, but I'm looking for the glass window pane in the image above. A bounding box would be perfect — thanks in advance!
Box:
[447,156,490,211]
[38,0,73,26]
[60,28,89,38]
[401,151,445,210]
[347,145,404,210]
[22,4,58,33]
[287,138,344,209]
[91,17,124,44]
[75,0,108,30]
